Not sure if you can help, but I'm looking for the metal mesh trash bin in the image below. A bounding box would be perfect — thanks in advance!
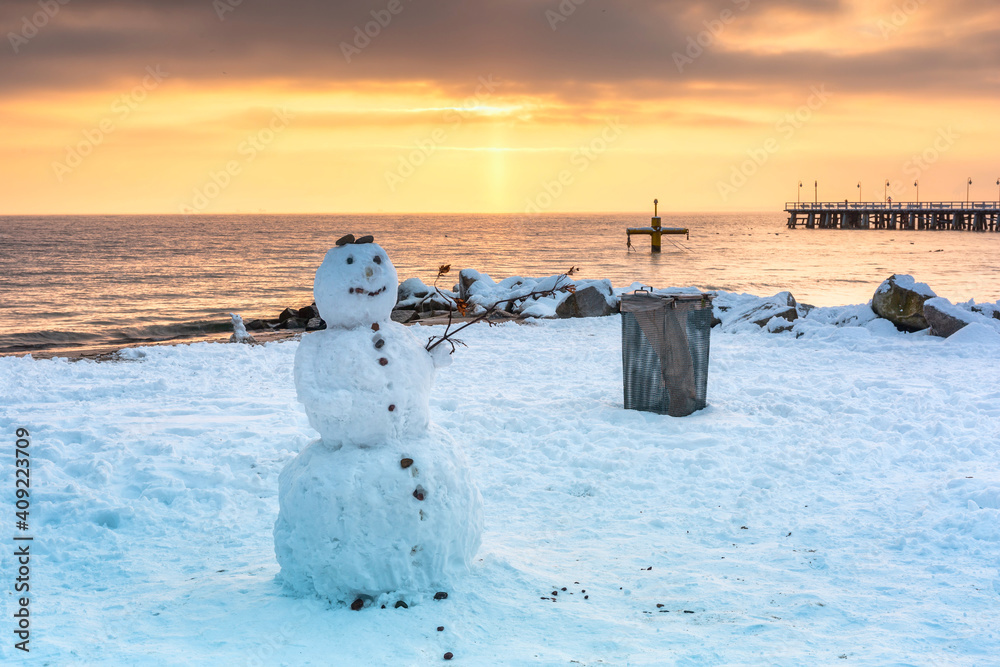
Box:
[621,291,714,417]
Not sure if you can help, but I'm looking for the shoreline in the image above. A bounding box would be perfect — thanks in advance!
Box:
[1,313,493,362]
[6,271,998,362]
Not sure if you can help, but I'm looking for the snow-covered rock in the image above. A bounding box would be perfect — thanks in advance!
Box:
[714,291,799,333]
[871,274,936,331]
[924,297,1000,338]
[396,277,456,313]
[453,270,611,319]
[924,297,974,337]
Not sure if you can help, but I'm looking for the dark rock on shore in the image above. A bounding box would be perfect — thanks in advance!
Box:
[278,307,298,323]
[556,284,614,318]
[305,317,325,331]
[924,301,967,337]
[920,297,997,338]
[391,309,419,324]
[298,304,319,320]
[244,319,271,331]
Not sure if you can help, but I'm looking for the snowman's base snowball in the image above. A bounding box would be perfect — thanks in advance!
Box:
[274,427,483,603]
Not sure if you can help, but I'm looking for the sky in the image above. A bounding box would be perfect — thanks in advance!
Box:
[1,0,998,214]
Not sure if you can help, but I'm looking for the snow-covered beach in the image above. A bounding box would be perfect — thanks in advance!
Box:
[2,304,998,665]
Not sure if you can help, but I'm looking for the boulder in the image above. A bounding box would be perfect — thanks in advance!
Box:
[871,274,936,331]
[797,302,816,317]
[458,269,494,302]
[555,285,614,318]
[298,304,319,320]
[923,297,976,337]
[305,317,326,331]
[417,309,455,320]
[280,317,307,329]
[397,277,432,302]
[390,309,419,324]
[765,316,795,334]
[396,277,455,313]
[244,319,271,331]
[721,291,798,331]
[458,269,480,302]
[278,307,298,323]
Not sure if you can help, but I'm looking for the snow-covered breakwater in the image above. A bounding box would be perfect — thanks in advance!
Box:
[258,270,1000,344]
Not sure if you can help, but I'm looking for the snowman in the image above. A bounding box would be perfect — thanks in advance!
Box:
[273,234,483,607]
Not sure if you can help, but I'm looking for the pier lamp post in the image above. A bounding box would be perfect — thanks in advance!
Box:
[967,177,972,204]
[914,180,919,203]
[814,180,817,204]
[857,181,861,202]
[884,180,890,203]
[996,178,999,203]
[797,181,802,204]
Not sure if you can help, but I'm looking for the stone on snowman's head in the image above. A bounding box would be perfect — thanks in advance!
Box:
[314,237,398,328]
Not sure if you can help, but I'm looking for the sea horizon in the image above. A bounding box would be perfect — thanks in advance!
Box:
[3,211,998,357]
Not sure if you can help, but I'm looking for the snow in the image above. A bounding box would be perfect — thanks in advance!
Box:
[313,242,398,329]
[293,323,435,446]
[274,430,483,604]
[967,300,1000,320]
[945,322,1000,347]
[1,311,999,664]
[876,274,936,297]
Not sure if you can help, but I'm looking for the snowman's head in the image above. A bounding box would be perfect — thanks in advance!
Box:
[314,236,398,328]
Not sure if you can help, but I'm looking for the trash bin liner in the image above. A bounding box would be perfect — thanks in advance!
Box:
[621,292,713,417]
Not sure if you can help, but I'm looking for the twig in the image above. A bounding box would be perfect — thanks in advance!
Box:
[425,270,575,353]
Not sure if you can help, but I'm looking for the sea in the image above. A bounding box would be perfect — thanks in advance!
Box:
[2,212,998,356]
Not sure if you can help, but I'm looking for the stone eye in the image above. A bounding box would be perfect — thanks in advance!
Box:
[373,255,382,265]
[346,256,354,264]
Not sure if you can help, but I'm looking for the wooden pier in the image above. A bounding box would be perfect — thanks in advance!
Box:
[785,202,1000,231]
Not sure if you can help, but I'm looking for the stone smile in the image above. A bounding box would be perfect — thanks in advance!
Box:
[348,285,387,297]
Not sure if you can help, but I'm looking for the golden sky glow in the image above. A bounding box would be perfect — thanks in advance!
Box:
[1,0,999,214]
